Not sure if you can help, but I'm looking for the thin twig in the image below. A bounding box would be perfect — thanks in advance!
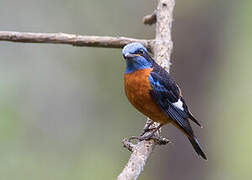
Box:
[0,31,152,49]
[143,11,157,25]
[122,138,135,152]
[117,0,175,179]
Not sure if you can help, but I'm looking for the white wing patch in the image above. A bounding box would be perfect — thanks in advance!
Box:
[172,99,184,111]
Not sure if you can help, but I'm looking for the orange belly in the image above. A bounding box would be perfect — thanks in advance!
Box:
[124,68,170,125]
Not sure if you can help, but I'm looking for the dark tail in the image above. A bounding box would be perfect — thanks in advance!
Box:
[188,136,207,160]
[188,113,202,127]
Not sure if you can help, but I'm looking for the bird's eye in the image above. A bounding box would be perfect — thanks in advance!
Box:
[139,49,144,55]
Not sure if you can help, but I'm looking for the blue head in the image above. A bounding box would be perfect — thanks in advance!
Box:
[122,42,153,74]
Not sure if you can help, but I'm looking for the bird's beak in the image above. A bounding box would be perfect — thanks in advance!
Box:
[124,53,138,59]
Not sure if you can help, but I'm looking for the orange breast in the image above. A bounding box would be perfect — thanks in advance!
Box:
[124,68,170,125]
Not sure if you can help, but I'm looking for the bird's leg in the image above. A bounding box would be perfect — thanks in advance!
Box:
[128,124,162,142]
[138,124,162,141]
[139,120,154,136]
[128,124,169,145]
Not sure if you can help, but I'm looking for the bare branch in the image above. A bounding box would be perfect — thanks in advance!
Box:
[0,31,152,49]
[117,0,175,179]
[143,11,157,25]
[154,0,175,72]
[118,140,155,180]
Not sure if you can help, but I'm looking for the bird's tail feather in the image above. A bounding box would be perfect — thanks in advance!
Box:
[188,136,207,160]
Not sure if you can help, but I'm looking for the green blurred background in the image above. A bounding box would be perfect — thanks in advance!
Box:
[0,0,251,179]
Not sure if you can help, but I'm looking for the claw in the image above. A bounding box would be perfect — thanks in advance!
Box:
[130,130,158,141]
[140,120,154,136]
[128,134,170,145]
[129,136,138,141]
[128,124,167,145]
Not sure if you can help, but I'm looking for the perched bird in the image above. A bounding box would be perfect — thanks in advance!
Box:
[122,42,207,160]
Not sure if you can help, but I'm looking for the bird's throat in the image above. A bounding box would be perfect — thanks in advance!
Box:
[125,59,152,74]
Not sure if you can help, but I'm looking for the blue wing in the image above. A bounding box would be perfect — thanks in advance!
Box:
[148,70,207,159]
[148,70,194,136]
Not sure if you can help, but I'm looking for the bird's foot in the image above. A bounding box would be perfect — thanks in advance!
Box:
[129,135,169,145]
[129,125,169,145]
[139,120,154,136]
[139,127,157,137]
[130,127,158,141]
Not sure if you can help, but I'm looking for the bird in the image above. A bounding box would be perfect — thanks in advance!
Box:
[122,42,207,160]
